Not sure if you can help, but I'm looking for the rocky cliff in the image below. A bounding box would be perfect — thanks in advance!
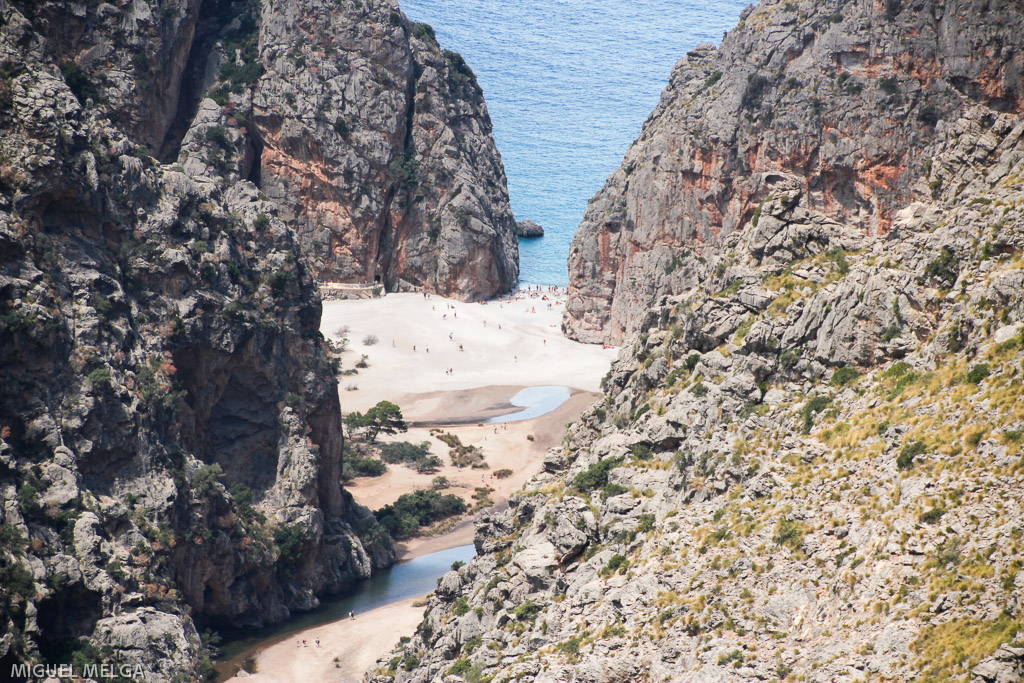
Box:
[0,0,411,679]
[193,0,518,300]
[565,0,1023,344]
[368,3,1024,681]
[371,100,1024,683]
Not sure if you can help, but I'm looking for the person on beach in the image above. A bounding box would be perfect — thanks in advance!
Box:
[449,333,453,340]
[315,639,320,647]
[349,611,355,620]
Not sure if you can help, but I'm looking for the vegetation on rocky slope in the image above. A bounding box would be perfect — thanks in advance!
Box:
[368,60,1024,683]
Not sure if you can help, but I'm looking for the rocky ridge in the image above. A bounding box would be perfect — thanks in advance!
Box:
[564,0,1024,344]
[368,80,1024,683]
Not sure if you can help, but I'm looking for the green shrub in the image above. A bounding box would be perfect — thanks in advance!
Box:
[559,634,584,655]
[599,483,627,500]
[884,361,911,379]
[86,367,112,390]
[268,270,296,296]
[388,151,418,188]
[629,444,653,460]
[571,457,622,493]
[897,440,927,470]
[379,441,430,464]
[16,484,39,516]
[827,247,850,275]
[684,353,701,371]
[919,507,945,524]
[446,658,472,677]
[452,596,470,616]
[741,74,772,110]
[493,468,513,479]
[512,599,542,622]
[830,366,860,387]
[966,364,990,384]
[273,524,304,568]
[0,522,25,552]
[918,104,940,126]
[878,76,899,95]
[374,490,467,539]
[343,456,387,478]
[191,463,223,498]
[0,562,35,598]
[774,519,803,550]
[61,61,102,104]
[410,22,437,44]
[91,293,114,319]
[926,247,958,287]
[801,395,830,433]
[605,554,629,574]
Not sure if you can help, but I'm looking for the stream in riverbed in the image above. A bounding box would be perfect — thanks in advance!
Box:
[214,544,476,680]
[484,385,572,423]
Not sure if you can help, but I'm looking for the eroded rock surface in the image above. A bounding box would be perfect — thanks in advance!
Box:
[565,0,1024,343]
[0,1,425,677]
[369,30,1024,683]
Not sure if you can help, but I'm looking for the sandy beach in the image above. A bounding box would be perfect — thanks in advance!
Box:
[225,287,615,683]
[321,289,614,412]
[230,596,426,683]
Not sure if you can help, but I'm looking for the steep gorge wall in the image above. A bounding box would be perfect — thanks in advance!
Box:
[0,0,410,678]
[564,0,1024,344]
[212,0,518,300]
[371,102,1024,683]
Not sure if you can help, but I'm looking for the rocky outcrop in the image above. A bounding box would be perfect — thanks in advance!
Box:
[369,80,1024,683]
[516,220,544,238]
[564,0,1024,344]
[20,0,518,302]
[226,0,517,299]
[0,1,396,679]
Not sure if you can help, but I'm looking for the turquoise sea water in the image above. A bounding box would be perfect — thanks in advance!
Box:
[402,0,750,286]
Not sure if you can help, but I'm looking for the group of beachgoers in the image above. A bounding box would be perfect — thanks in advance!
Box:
[396,286,571,376]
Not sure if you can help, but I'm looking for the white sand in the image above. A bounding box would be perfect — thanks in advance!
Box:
[230,596,425,683]
[321,289,616,413]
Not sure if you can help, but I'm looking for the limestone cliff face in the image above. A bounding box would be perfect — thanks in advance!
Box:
[246,0,518,299]
[0,1,395,679]
[370,103,1024,683]
[564,0,1024,344]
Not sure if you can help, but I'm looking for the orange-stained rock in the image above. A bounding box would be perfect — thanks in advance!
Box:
[564,0,1024,344]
